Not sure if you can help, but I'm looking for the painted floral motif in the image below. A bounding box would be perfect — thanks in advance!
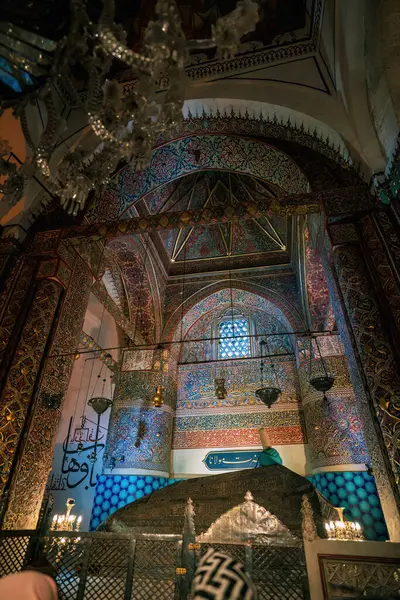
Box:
[304,227,330,330]
[89,135,308,221]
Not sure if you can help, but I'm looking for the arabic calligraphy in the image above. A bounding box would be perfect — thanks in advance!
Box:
[203,450,262,470]
[47,417,106,491]
[72,427,104,443]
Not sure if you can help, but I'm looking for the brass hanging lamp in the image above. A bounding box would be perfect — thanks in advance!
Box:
[214,247,235,400]
[152,344,169,407]
[86,356,113,464]
[215,377,227,400]
[255,339,282,408]
[152,384,165,407]
[309,335,335,400]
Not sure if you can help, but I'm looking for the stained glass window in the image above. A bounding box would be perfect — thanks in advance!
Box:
[218,317,250,359]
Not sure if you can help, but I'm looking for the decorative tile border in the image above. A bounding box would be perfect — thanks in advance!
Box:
[173,426,305,449]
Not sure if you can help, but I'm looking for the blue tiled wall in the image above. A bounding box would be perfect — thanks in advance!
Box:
[90,471,388,541]
[89,474,180,531]
[311,471,388,541]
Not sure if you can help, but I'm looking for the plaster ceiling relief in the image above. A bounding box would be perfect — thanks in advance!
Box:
[137,171,290,274]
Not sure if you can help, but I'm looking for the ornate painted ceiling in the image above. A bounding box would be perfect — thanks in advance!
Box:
[134,170,291,273]
[119,0,306,50]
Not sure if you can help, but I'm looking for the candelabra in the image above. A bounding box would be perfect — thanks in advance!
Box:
[51,498,82,534]
[324,508,363,541]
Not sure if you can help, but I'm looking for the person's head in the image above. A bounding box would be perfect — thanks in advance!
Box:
[0,570,58,600]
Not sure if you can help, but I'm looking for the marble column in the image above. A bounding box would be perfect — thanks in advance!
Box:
[1,237,92,529]
[326,220,400,540]
[104,352,177,477]
[298,335,369,473]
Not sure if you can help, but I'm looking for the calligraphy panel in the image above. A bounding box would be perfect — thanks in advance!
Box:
[203,450,261,470]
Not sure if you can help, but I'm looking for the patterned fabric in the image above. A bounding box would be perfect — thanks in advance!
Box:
[191,548,257,600]
[258,447,283,467]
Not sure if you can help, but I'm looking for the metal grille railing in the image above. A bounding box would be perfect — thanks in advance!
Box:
[0,531,182,600]
[251,546,307,600]
[0,533,31,577]
[198,543,307,600]
[131,538,180,600]
[0,531,309,599]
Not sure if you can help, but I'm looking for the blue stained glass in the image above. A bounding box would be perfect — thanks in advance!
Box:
[218,318,250,359]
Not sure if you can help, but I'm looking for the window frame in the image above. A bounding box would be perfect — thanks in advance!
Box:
[216,310,252,360]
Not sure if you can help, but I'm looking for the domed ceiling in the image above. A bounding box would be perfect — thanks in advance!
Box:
[133,171,291,274]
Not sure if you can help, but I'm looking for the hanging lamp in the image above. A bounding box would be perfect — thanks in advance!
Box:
[255,339,282,408]
[86,360,113,463]
[215,377,227,400]
[152,344,169,407]
[152,385,165,408]
[309,335,335,400]
[214,244,235,399]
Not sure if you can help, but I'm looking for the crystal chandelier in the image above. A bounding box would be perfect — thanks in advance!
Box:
[0,0,259,216]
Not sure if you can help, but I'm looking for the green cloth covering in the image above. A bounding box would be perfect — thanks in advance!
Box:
[258,447,283,467]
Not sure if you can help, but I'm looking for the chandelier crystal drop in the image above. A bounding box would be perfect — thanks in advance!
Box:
[0,0,260,215]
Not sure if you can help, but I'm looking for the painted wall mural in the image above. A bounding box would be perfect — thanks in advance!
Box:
[170,287,306,452]
[167,286,302,344]
[180,303,293,364]
[176,359,300,410]
[297,338,370,469]
[44,352,115,531]
[106,238,156,342]
[173,408,305,449]
[104,371,177,474]
[0,279,62,497]
[303,396,369,468]
[304,227,330,330]
[105,406,173,473]
[89,135,309,221]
